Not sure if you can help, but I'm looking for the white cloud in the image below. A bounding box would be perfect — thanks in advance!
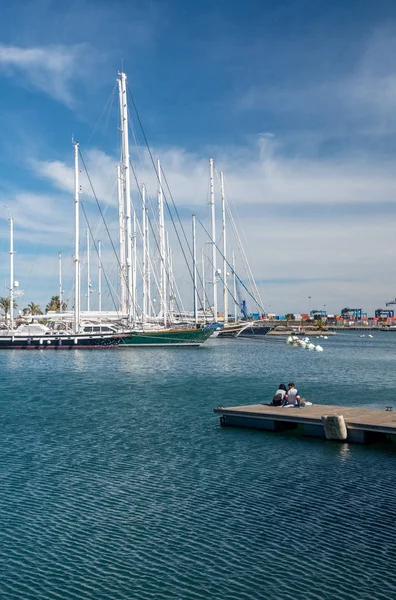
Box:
[32,149,119,205]
[2,131,396,316]
[0,43,95,106]
[33,140,396,220]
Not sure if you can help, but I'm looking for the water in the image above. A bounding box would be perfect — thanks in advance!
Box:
[1,332,396,599]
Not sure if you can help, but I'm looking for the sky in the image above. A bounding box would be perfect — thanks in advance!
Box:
[0,0,396,316]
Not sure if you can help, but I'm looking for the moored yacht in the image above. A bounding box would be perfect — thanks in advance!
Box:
[118,324,214,347]
[0,145,123,350]
[216,321,273,338]
[0,323,121,349]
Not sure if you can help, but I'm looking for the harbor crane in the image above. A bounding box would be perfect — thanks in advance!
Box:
[235,279,248,318]
[375,308,395,319]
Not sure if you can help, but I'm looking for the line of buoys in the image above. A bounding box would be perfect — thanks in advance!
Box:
[286,335,324,352]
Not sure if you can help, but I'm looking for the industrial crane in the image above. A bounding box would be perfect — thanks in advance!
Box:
[235,278,248,318]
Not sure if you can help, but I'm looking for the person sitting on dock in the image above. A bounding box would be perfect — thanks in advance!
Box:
[271,384,287,406]
[282,382,301,408]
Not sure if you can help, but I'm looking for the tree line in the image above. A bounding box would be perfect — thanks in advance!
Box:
[0,296,67,318]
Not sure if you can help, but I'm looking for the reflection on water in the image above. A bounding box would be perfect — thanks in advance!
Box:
[0,332,395,600]
[338,441,352,461]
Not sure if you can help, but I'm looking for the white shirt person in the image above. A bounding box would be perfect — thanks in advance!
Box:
[282,383,301,407]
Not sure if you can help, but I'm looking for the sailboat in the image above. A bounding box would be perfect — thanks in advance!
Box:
[216,321,273,338]
[102,71,213,347]
[0,144,123,350]
[119,326,213,346]
[192,159,270,339]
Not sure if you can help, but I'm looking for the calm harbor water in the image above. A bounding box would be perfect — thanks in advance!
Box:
[1,331,396,599]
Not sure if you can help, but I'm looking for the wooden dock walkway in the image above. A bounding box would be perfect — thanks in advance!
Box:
[213,404,396,444]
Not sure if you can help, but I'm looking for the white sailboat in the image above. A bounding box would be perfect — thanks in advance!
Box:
[0,143,123,349]
[108,71,213,346]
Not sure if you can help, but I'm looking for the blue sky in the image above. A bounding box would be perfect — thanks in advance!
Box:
[0,0,396,315]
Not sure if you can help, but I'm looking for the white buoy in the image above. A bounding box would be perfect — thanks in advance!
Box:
[286,336,293,344]
[368,334,373,338]
[315,345,323,352]
[308,343,315,350]
[323,336,328,340]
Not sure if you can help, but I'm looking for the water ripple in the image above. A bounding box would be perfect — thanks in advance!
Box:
[0,336,396,599]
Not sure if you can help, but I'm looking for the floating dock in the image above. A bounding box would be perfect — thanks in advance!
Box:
[213,404,396,444]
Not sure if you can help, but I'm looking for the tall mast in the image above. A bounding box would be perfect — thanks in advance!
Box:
[157,159,167,326]
[86,229,91,311]
[209,158,217,320]
[146,195,151,320]
[118,71,134,326]
[9,217,14,331]
[58,251,63,309]
[98,240,102,312]
[132,201,137,324]
[117,164,127,314]
[167,232,174,319]
[192,214,198,325]
[73,141,80,333]
[220,172,228,325]
[201,249,206,320]
[232,250,237,323]
[142,183,147,326]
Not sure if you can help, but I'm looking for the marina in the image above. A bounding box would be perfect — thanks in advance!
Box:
[0,71,270,349]
[1,2,396,598]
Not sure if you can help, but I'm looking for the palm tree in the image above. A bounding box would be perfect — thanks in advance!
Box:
[316,319,327,330]
[0,297,18,323]
[27,302,43,315]
[45,296,67,312]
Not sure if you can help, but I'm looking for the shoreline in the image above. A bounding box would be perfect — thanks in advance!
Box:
[267,329,336,336]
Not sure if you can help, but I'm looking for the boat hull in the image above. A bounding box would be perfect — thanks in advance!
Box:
[237,325,272,337]
[216,326,241,338]
[217,323,272,338]
[0,334,121,349]
[119,327,213,347]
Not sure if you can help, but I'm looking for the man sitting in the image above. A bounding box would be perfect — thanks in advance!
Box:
[282,382,301,408]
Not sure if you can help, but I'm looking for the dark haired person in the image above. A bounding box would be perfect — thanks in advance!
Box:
[271,383,287,406]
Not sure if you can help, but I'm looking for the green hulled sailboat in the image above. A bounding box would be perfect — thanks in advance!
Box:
[119,326,214,347]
